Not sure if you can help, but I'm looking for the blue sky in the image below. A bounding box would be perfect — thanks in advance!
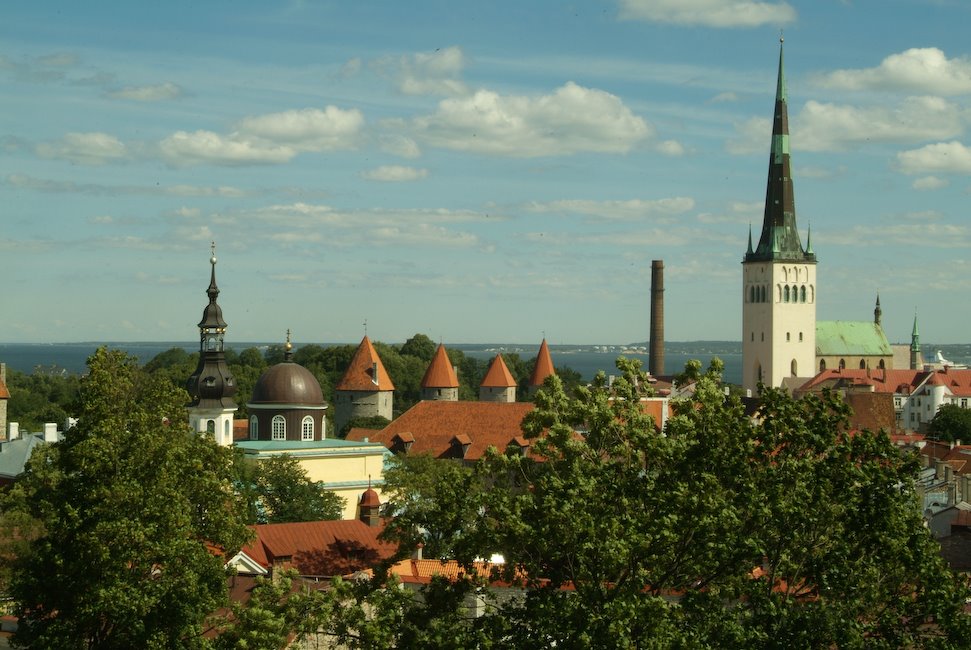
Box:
[3,1,971,346]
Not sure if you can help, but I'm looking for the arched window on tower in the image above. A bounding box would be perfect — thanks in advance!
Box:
[878,359,886,370]
[784,285,790,303]
[839,359,846,370]
[800,285,806,302]
[302,416,314,441]
[206,420,215,435]
[791,359,798,376]
[859,359,867,370]
[250,416,258,440]
[272,415,286,440]
[820,359,826,372]
[810,285,815,303]
[757,363,763,383]
[749,286,754,303]
[760,285,767,302]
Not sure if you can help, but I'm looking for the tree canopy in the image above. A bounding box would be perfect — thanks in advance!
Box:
[929,403,971,444]
[1,348,251,649]
[254,358,970,648]
[234,453,344,524]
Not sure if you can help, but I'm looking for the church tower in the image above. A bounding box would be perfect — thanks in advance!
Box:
[742,40,817,394]
[910,312,923,370]
[187,243,238,445]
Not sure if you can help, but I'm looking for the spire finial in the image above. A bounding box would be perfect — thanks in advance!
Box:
[363,319,368,336]
[284,328,294,361]
[210,241,216,265]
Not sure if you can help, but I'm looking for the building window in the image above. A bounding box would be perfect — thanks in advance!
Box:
[302,416,314,441]
[760,285,766,302]
[839,358,846,370]
[206,420,215,434]
[250,416,258,440]
[791,359,798,376]
[786,332,791,342]
[819,359,826,372]
[878,360,885,370]
[761,332,764,342]
[859,359,867,370]
[962,399,968,409]
[799,285,806,302]
[784,285,790,303]
[272,415,286,440]
[799,332,803,342]
[751,332,755,342]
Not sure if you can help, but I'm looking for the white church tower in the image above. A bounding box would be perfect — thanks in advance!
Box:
[742,40,817,395]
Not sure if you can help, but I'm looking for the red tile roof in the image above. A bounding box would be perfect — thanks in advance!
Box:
[798,368,926,395]
[336,336,396,392]
[0,377,8,400]
[233,419,249,441]
[239,519,396,577]
[528,339,556,387]
[347,400,534,460]
[480,354,516,388]
[421,343,459,389]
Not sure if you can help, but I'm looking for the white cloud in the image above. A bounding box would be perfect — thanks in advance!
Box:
[817,48,971,96]
[375,46,467,96]
[656,139,686,156]
[379,134,422,158]
[912,176,949,191]
[236,106,364,151]
[413,82,652,157]
[361,165,428,182]
[728,97,966,154]
[618,0,796,28]
[159,129,296,166]
[35,132,128,164]
[897,141,971,175]
[822,223,971,248]
[107,81,183,101]
[5,173,247,197]
[524,197,693,221]
[158,106,364,166]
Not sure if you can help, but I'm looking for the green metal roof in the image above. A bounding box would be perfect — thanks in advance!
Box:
[815,321,892,356]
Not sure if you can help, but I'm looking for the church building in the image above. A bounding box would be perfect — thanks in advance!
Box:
[742,40,817,395]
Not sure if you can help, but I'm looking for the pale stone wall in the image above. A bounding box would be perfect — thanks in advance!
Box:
[334,390,393,433]
[479,385,516,403]
[421,386,458,401]
[742,261,816,394]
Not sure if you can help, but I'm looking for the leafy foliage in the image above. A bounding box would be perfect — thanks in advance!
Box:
[1,347,251,649]
[929,403,971,443]
[341,358,969,648]
[6,366,80,432]
[234,453,344,524]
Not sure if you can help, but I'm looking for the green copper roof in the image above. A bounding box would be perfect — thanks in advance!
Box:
[815,321,892,356]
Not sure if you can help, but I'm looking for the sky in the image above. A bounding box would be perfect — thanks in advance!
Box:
[3,1,971,346]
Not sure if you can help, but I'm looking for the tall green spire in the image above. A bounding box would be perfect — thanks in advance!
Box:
[911,311,920,353]
[744,38,815,265]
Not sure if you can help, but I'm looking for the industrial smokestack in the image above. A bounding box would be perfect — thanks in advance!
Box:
[649,260,665,376]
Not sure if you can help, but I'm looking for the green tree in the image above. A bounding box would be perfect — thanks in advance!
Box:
[6,367,80,432]
[929,403,971,443]
[235,454,344,524]
[399,333,437,362]
[339,415,391,439]
[2,347,251,649]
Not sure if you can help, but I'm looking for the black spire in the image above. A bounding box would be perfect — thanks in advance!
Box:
[745,39,815,264]
[187,243,237,409]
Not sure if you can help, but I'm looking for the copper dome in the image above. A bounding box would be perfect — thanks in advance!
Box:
[250,361,325,405]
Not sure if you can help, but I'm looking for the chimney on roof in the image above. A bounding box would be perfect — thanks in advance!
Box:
[649,260,665,377]
[8,422,19,441]
[43,423,58,443]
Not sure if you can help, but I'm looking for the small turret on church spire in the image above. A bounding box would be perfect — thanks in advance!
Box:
[910,310,924,370]
[874,294,882,326]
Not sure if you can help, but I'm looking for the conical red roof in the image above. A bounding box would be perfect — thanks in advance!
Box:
[336,336,396,391]
[528,339,556,386]
[421,344,459,389]
[480,354,516,388]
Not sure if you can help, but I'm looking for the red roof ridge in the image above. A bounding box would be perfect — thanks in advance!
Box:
[481,354,516,388]
[336,336,396,391]
[528,339,556,387]
[421,343,459,389]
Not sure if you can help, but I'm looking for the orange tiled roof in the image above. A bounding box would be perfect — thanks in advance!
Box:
[336,336,396,392]
[798,368,926,395]
[0,378,8,400]
[421,344,459,389]
[481,354,516,388]
[528,339,556,387]
[347,400,534,460]
[240,519,396,577]
[233,419,249,441]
